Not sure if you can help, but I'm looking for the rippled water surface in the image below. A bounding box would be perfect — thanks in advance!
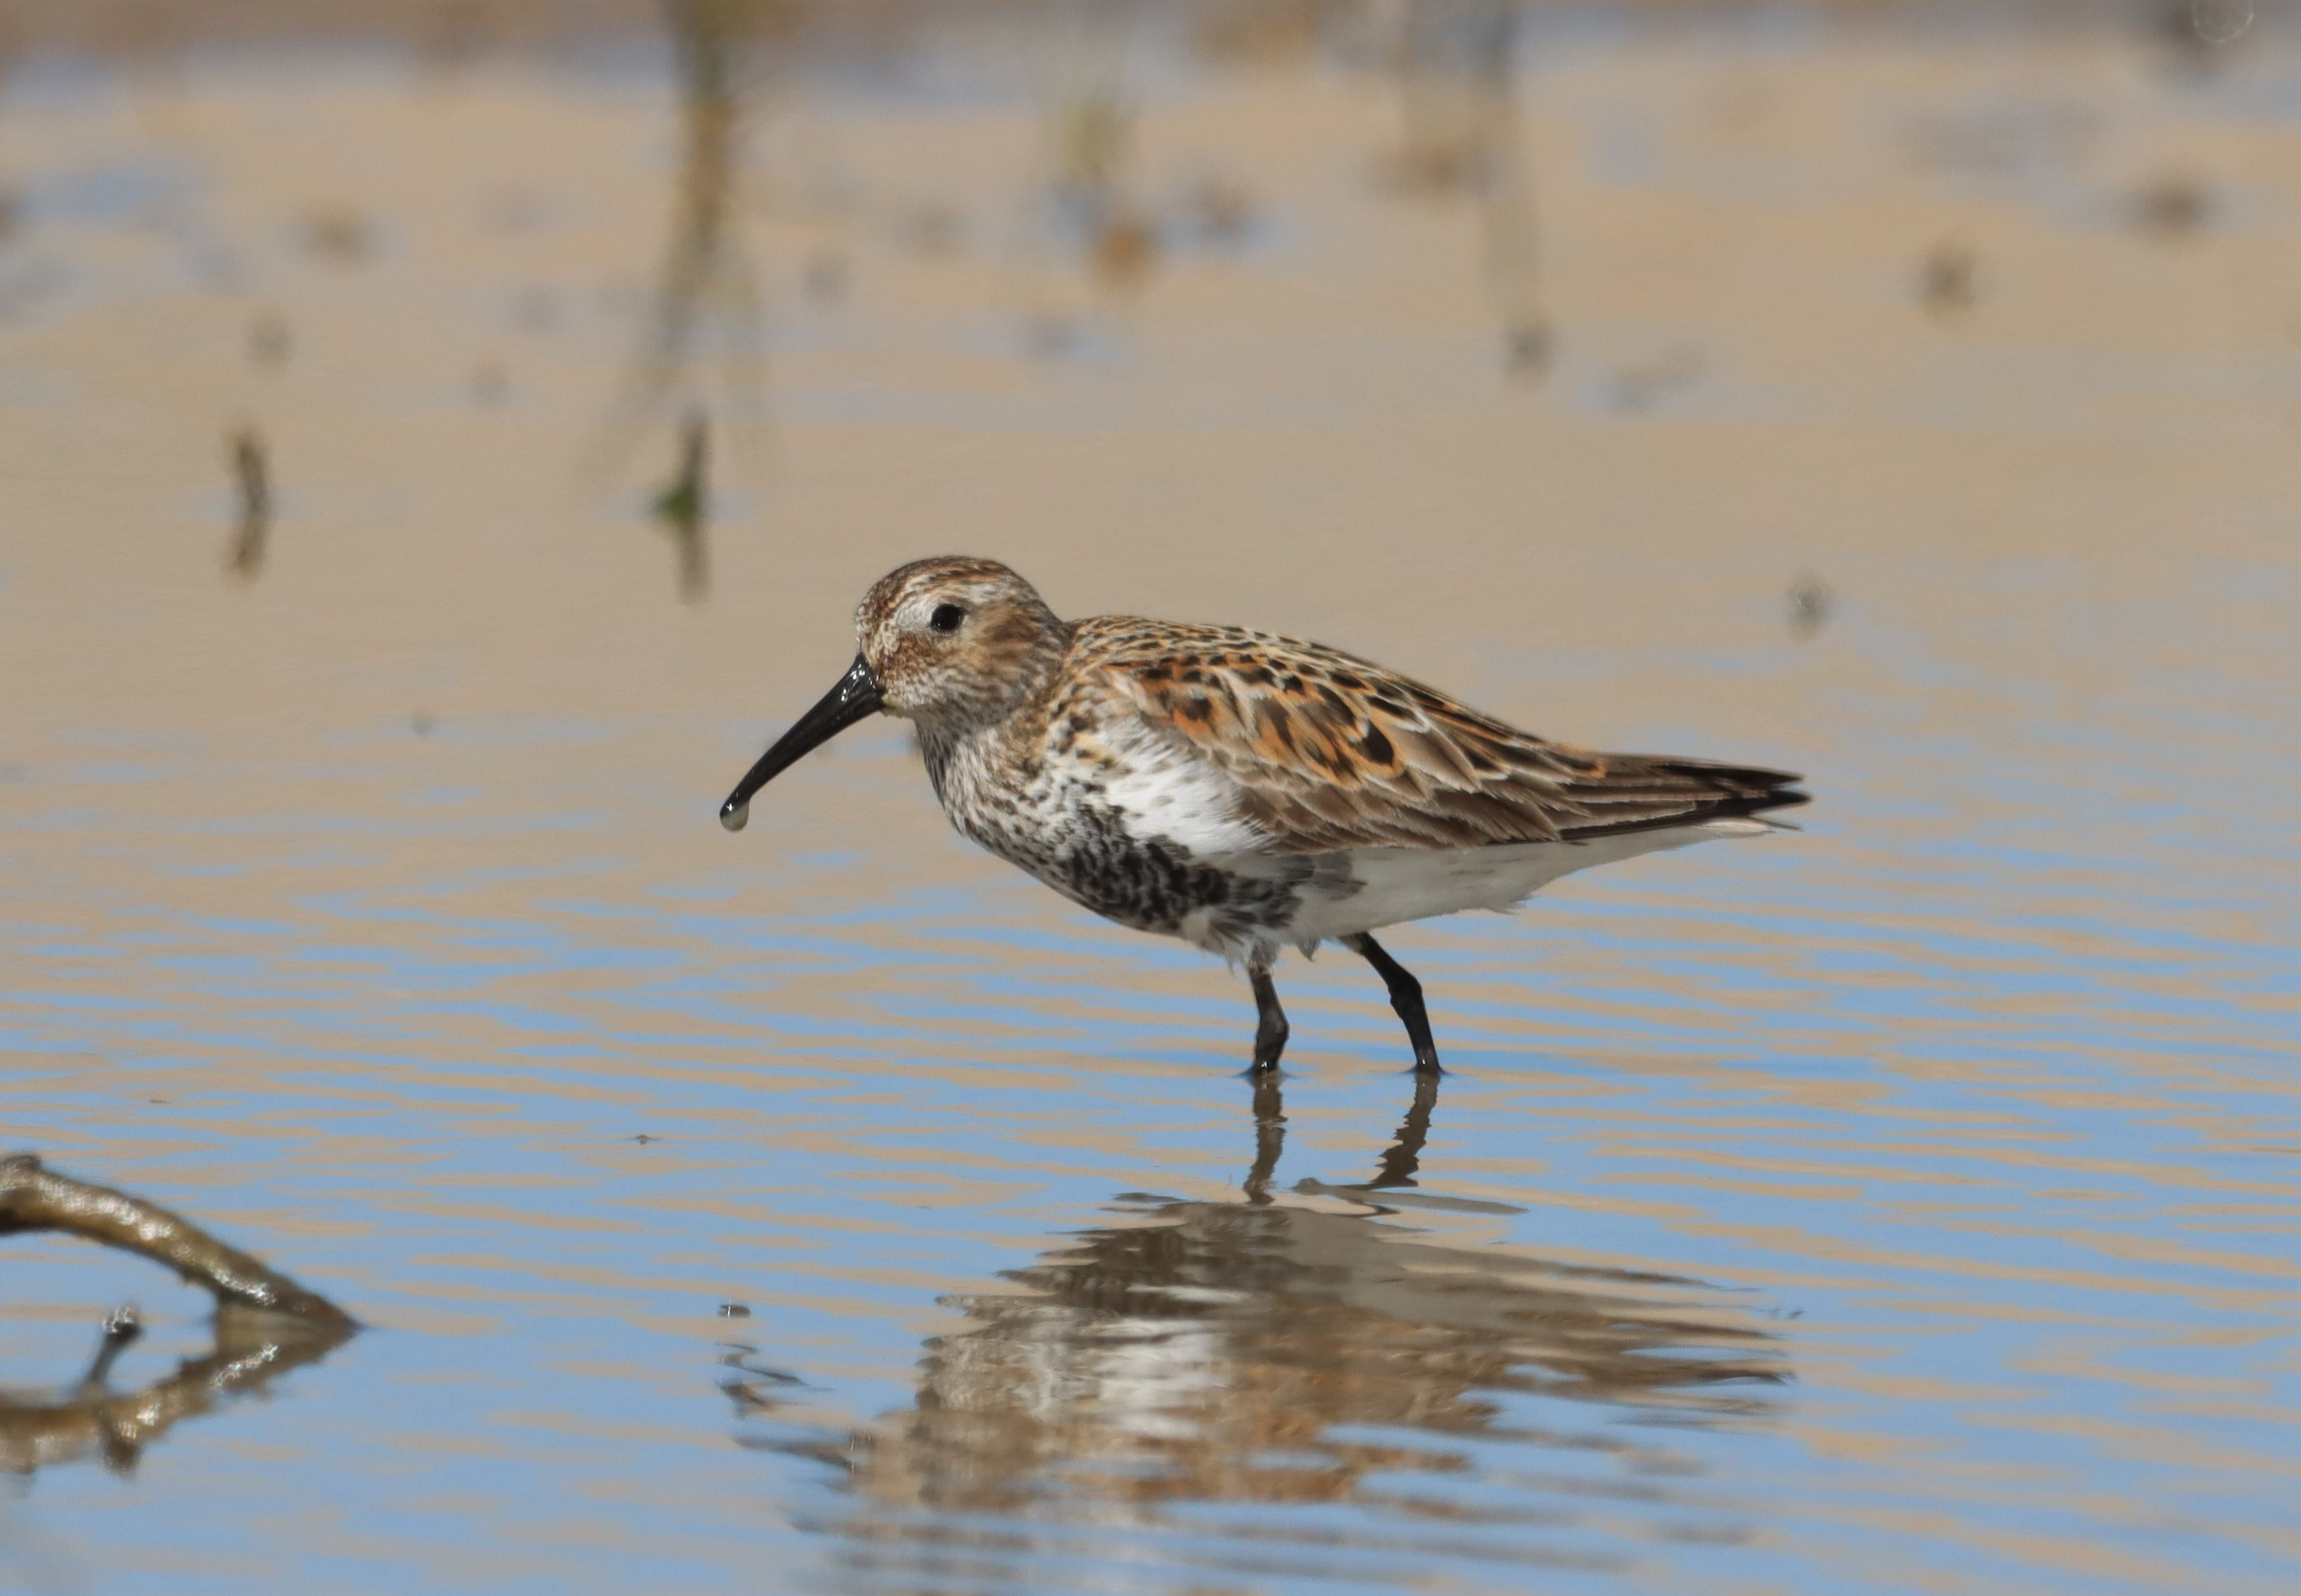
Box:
[2,6,2297,1594]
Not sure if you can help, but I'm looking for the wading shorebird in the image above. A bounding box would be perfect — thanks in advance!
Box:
[720,557,1807,1075]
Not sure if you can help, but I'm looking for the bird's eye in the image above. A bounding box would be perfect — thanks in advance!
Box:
[928,603,966,634]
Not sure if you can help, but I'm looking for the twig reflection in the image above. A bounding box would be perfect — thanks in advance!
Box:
[1,1305,348,1476]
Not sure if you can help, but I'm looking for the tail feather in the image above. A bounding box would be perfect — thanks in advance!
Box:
[1548,757,1808,843]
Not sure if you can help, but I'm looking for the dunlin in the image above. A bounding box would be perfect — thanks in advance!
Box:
[721,557,1807,1075]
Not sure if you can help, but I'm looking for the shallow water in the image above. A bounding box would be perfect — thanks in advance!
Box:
[2,6,2298,1594]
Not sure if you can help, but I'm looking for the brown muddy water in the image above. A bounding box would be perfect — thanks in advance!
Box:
[1,3,2297,1593]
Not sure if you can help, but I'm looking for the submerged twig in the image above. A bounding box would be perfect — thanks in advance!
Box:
[0,1153,354,1476]
[0,1153,352,1326]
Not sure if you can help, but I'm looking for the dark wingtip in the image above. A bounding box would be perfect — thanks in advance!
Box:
[1548,761,1813,841]
[1691,764,1810,822]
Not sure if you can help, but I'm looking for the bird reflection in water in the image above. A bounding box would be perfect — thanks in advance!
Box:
[725,1078,1790,1575]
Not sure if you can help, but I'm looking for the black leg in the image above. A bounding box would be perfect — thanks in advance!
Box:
[1248,962,1289,1074]
[1342,932,1443,1075]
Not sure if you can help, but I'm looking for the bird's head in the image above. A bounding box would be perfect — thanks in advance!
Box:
[854,557,1069,728]
[718,557,1067,831]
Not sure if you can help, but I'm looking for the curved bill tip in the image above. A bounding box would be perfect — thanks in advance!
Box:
[716,655,883,834]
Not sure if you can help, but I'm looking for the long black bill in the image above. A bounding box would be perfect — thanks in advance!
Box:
[719,656,883,832]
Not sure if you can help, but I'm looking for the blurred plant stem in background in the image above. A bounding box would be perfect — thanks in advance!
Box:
[1015,1,1157,339]
[640,0,775,408]
[653,408,711,603]
[1384,0,1548,376]
[610,0,793,601]
[226,425,271,578]
[1056,80,1160,291]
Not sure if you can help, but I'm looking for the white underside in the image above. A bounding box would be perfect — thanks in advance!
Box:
[1088,712,1777,961]
[1098,715,1268,856]
[1177,820,1775,959]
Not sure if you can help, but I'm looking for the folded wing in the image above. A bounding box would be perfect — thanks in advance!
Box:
[1082,620,1807,855]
